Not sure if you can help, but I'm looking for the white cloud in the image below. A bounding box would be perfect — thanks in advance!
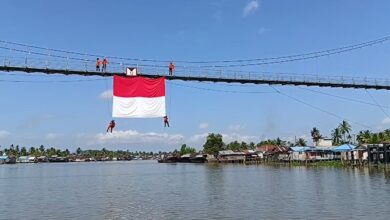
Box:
[99,89,113,100]
[187,133,209,144]
[222,133,258,143]
[0,130,10,139]
[243,0,260,17]
[199,123,209,129]
[228,124,246,131]
[382,117,390,125]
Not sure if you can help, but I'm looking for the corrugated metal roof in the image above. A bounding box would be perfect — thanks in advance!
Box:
[333,144,357,152]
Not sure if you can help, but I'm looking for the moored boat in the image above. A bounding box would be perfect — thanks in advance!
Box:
[189,155,207,163]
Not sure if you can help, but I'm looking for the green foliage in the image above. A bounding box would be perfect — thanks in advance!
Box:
[76,147,82,155]
[295,138,307,146]
[203,133,225,155]
[356,129,390,144]
[310,127,322,145]
[339,120,352,144]
[179,144,196,155]
[20,147,27,156]
[332,127,342,145]
[257,137,287,147]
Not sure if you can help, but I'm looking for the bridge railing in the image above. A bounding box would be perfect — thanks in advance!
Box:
[1,54,389,88]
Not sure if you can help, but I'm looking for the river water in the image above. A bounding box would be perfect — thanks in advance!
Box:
[0,161,390,220]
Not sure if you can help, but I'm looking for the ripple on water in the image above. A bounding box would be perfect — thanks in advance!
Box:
[1,162,390,220]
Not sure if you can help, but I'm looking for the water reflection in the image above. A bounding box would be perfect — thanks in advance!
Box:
[1,162,390,219]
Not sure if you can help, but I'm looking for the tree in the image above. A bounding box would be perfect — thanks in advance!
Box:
[39,145,45,153]
[226,141,241,151]
[20,147,27,156]
[378,132,385,142]
[76,147,82,155]
[310,127,322,146]
[63,149,70,157]
[15,145,20,156]
[257,139,277,146]
[331,128,342,145]
[179,144,196,155]
[203,133,224,155]
[29,147,36,156]
[371,133,379,144]
[241,142,248,150]
[295,138,307,146]
[249,142,256,150]
[339,120,351,143]
[357,130,372,144]
[356,130,365,144]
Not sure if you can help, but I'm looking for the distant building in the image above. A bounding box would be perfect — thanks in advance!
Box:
[315,137,333,147]
[217,150,245,162]
[0,155,16,164]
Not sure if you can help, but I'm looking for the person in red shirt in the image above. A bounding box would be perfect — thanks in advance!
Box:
[163,116,169,127]
[96,58,101,71]
[106,120,115,133]
[102,57,108,72]
[168,62,175,76]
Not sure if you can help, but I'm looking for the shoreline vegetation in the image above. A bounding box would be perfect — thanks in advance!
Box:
[2,120,390,167]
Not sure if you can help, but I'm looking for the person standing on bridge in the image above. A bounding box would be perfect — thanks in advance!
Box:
[96,58,101,71]
[168,62,175,76]
[102,57,108,72]
[163,115,170,127]
[106,120,116,133]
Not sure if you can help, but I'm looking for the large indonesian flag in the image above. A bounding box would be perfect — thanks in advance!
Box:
[112,75,166,118]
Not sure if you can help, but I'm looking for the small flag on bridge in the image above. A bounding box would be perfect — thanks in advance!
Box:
[126,67,137,76]
[112,75,166,118]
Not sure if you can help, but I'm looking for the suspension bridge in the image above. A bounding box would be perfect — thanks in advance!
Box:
[1,38,390,90]
[1,57,390,90]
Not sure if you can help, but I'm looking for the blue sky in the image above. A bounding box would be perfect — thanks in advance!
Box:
[1,0,390,151]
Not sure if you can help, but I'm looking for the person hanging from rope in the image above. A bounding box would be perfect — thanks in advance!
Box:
[163,115,170,127]
[102,57,108,72]
[168,62,175,76]
[106,120,116,133]
[96,58,101,71]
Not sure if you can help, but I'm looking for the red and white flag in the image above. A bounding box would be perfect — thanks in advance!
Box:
[112,75,166,118]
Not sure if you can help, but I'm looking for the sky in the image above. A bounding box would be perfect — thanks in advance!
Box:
[1,0,390,152]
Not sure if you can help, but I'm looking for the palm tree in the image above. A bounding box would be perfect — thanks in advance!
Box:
[310,127,322,146]
[384,129,390,141]
[39,145,45,153]
[357,130,366,144]
[339,120,352,143]
[332,128,342,145]
[363,130,372,143]
[371,133,379,144]
[378,132,385,143]
[295,138,307,146]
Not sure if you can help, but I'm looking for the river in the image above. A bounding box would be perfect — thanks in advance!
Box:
[0,161,390,220]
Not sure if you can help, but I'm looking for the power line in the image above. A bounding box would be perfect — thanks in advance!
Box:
[1,35,390,66]
[365,89,390,118]
[270,86,373,129]
[168,81,276,94]
[298,86,390,109]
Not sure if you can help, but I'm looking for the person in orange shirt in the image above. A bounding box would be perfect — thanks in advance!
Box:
[163,116,170,127]
[168,62,175,76]
[102,57,108,72]
[96,58,101,71]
